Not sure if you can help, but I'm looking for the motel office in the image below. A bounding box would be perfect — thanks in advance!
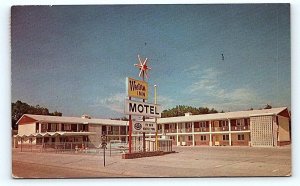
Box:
[15,107,290,148]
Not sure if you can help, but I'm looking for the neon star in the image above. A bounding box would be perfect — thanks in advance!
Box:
[134,54,151,79]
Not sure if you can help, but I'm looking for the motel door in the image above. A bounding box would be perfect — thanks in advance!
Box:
[214,135,220,146]
[250,116,275,147]
[179,136,185,146]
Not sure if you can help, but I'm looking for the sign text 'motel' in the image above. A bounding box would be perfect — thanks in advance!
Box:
[126,77,148,100]
[124,99,161,118]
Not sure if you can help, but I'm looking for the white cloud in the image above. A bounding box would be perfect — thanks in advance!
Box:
[91,93,125,114]
[187,67,263,110]
[183,64,201,73]
[156,95,175,110]
[189,67,222,94]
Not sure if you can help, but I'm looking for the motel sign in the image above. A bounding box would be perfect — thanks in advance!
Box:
[124,99,161,118]
[132,121,157,132]
[126,77,148,100]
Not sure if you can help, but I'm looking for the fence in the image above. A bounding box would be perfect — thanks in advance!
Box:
[17,139,172,155]
[17,141,129,156]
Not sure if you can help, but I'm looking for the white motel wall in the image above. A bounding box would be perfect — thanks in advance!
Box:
[14,107,291,149]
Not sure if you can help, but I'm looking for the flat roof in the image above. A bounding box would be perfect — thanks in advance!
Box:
[17,114,128,126]
[17,107,288,126]
[155,107,288,124]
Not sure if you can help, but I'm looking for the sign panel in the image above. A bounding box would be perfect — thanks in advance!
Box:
[133,121,156,132]
[124,99,161,118]
[126,77,148,100]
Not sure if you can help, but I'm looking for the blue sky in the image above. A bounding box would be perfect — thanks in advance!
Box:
[11,4,291,118]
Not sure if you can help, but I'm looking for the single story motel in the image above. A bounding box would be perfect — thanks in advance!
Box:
[14,107,290,149]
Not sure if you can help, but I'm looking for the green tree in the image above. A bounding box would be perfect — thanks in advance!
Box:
[11,100,62,130]
[264,104,272,109]
[110,116,129,121]
[161,105,219,118]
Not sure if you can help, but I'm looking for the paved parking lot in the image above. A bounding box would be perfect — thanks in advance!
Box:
[12,146,291,178]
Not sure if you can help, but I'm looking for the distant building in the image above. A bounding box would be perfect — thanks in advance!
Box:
[13,107,290,149]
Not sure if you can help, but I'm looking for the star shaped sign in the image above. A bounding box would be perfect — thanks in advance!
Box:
[134,54,151,80]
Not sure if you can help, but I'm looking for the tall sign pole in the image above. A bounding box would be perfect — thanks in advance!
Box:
[134,55,151,153]
[128,97,132,154]
[125,54,161,154]
[142,76,146,152]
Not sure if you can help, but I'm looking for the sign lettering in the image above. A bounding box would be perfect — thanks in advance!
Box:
[124,99,161,118]
[126,77,148,100]
[133,121,157,132]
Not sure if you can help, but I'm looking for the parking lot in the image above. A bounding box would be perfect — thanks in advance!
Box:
[12,145,291,178]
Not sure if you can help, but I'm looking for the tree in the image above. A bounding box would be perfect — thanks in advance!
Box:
[110,116,129,121]
[264,104,272,109]
[11,100,62,130]
[161,105,219,118]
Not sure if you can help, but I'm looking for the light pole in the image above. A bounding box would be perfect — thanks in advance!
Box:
[154,84,158,151]
[101,134,107,167]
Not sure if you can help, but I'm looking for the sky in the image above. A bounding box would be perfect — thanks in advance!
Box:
[11,4,291,118]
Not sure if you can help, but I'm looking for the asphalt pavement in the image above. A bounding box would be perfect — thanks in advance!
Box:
[12,145,291,178]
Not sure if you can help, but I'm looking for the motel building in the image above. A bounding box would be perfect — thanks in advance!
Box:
[14,107,290,150]
[155,107,291,147]
[14,114,129,150]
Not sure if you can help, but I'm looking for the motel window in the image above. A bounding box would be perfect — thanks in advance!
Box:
[36,138,42,145]
[71,124,77,131]
[44,137,49,143]
[47,123,51,130]
[221,120,228,127]
[214,121,220,127]
[112,126,118,132]
[200,121,206,128]
[187,123,192,129]
[36,122,39,131]
[51,124,57,131]
[188,136,193,141]
[83,125,88,131]
[172,124,176,129]
[78,124,83,131]
[64,124,71,131]
[236,119,245,126]
[223,134,229,141]
[238,134,245,141]
[165,124,169,130]
[41,124,47,131]
[107,126,111,131]
[157,125,162,130]
[200,135,206,141]
[170,124,175,130]
[245,119,249,126]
